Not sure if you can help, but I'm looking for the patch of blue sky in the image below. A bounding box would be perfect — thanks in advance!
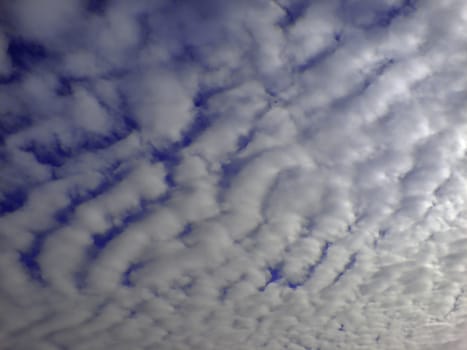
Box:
[78,126,134,153]
[193,84,234,109]
[177,223,193,240]
[121,261,145,288]
[54,75,85,97]
[0,113,33,140]
[275,0,311,29]
[259,263,284,291]
[295,44,339,73]
[341,0,418,31]
[85,0,109,15]
[0,187,28,216]
[179,112,212,148]
[372,0,417,28]
[327,57,396,110]
[7,36,49,71]
[17,229,52,284]
[218,159,244,190]
[21,135,72,168]
[235,129,256,153]
[0,71,21,85]
[149,144,180,188]
[332,252,358,284]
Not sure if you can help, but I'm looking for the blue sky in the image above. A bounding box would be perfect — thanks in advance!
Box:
[1,0,467,349]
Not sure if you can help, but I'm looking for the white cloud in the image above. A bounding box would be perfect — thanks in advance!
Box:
[0,0,466,350]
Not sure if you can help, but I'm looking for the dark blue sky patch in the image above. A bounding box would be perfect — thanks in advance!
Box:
[275,0,311,29]
[121,261,144,287]
[287,280,301,290]
[122,114,139,131]
[79,126,133,153]
[54,75,94,97]
[163,173,176,189]
[332,253,358,284]
[341,0,417,30]
[7,37,49,71]
[373,0,417,28]
[18,251,44,283]
[17,231,49,284]
[149,145,181,188]
[55,76,73,96]
[91,230,116,250]
[193,90,211,108]
[260,264,283,291]
[86,0,109,15]
[267,265,283,283]
[236,130,255,152]
[361,58,395,91]
[150,145,181,165]
[91,219,129,252]
[0,71,21,85]
[193,85,228,108]
[21,136,72,168]
[307,241,332,275]
[0,187,28,216]
[218,159,243,190]
[0,113,32,140]
[53,203,75,225]
[295,45,338,73]
[180,113,212,148]
[172,44,200,65]
[329,58,396,111]
[79,132,119,152]
[334,31,343,42]
[378,228,390,239]
[177,223,193,240]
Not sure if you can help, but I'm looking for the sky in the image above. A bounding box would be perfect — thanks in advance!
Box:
[0,0,466,349]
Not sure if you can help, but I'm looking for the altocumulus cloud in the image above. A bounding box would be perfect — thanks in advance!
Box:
[0,0,466,349]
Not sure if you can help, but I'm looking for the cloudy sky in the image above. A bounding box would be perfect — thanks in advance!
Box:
[0,0,466,349]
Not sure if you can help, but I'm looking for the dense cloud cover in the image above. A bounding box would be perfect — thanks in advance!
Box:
[0,0,466,349]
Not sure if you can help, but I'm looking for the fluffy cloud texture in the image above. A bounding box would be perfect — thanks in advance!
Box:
[0,0,466,349]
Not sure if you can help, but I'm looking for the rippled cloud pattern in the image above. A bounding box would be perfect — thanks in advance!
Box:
[1,1,467,349]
